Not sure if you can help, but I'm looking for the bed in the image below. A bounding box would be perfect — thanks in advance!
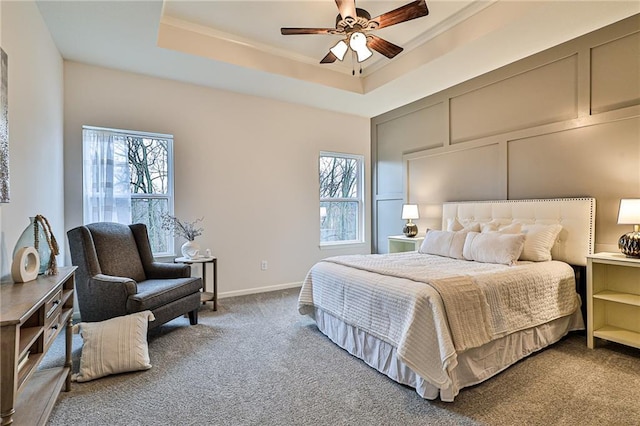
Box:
[299,198,595,402]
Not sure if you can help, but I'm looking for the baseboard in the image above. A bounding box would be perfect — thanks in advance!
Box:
[219,281,303,299]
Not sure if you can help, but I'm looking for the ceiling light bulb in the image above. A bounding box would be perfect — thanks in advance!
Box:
[330,40,349,61]
[349,32,372,63]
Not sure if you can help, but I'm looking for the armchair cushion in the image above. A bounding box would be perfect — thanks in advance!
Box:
[88,222,146,282]
[86,222,147,281]
[127,277,202,313]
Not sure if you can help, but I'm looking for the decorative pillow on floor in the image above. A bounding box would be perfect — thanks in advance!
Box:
[71,310,155,382]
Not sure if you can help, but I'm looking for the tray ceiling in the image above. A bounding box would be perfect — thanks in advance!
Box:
[36,1,640,117]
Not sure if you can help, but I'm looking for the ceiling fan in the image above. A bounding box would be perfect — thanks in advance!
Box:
[281,0,429,66]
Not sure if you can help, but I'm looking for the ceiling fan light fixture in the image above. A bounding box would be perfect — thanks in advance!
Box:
[281,0,429,66]
[330,39,349,61]
[349,32,372,63]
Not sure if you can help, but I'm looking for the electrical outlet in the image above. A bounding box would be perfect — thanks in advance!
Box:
[261,260,268,270]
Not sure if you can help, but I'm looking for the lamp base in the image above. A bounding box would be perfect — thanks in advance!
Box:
[619,231,640,258]
[403,222,418,238]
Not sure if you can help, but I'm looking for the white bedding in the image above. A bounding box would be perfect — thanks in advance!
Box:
[298,252,583,401]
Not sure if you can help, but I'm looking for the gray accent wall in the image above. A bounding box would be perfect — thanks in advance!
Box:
[371,15,640,254]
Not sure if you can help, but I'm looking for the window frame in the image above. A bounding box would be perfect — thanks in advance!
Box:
[319,151,365,248]
[82,125,175,257]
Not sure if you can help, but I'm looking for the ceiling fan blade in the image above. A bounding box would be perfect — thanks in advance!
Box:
[320,51,338,64]
[370,0,429,30]
[281,28,336,35]
[367,35,404,59]
[335,0,357,21]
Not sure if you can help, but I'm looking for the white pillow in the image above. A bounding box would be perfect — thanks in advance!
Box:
[481,221,522,234]
[72,310,155,382]
[419,229,468,259]
[447,218,481,232]
[463,232,526,265]
[519,223,563,262]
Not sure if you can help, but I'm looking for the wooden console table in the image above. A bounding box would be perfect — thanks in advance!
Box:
[0,266,76,425]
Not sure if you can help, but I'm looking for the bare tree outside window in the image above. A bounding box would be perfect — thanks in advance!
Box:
[127,136,171,253]
[83,126,174,256]
[319,152,364,244]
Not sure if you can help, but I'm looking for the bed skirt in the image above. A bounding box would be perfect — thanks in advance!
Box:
[310,307,584,402]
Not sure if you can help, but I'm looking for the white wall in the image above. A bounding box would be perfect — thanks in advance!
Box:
[63,62,371,296]
[0,1,64,281]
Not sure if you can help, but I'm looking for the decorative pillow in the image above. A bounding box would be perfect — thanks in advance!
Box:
[480,221,499,233]
[481,221,522,234]
[419,229,469,259]
[72,310,155,383]
[463,232,526,265]
[518,223,563,262]
[447,218,481,232]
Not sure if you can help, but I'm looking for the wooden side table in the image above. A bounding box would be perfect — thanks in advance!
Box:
[175,256,218,311]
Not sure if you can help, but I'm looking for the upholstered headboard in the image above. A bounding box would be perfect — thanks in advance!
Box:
[442,198,596,266]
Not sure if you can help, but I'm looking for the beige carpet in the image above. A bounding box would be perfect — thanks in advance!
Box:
[44,288,640,425]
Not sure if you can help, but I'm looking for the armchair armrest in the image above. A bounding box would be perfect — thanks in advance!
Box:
[83,274,138,321]
[129,224,191,279]
[89,274,138,296]
[91,273,137,290]
[145,262,191,279]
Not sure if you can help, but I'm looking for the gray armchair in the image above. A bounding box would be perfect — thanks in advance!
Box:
[67,222,202,329]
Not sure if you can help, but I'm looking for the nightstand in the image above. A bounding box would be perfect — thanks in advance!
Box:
[586,252,640,349]
[175,256,218,311]
[388,235,425,253]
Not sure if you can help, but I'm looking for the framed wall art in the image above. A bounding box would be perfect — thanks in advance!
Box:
[0,47,9,203]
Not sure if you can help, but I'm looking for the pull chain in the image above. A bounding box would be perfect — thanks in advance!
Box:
[351,50,356,76]
[349,51,364,76]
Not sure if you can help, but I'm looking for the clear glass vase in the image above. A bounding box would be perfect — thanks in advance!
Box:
[13,217,51,275]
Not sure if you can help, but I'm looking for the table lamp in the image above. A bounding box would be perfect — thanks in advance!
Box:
[617,198,640,258]
[402,204,419,237]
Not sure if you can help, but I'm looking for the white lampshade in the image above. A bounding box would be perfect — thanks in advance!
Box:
[401,204,419,220]
[330,40,348,61]
[349,32,373,63]
[617,199,640,224]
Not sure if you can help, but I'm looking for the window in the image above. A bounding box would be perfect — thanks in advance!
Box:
[319,152,364,245]
[82,126,174,256]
